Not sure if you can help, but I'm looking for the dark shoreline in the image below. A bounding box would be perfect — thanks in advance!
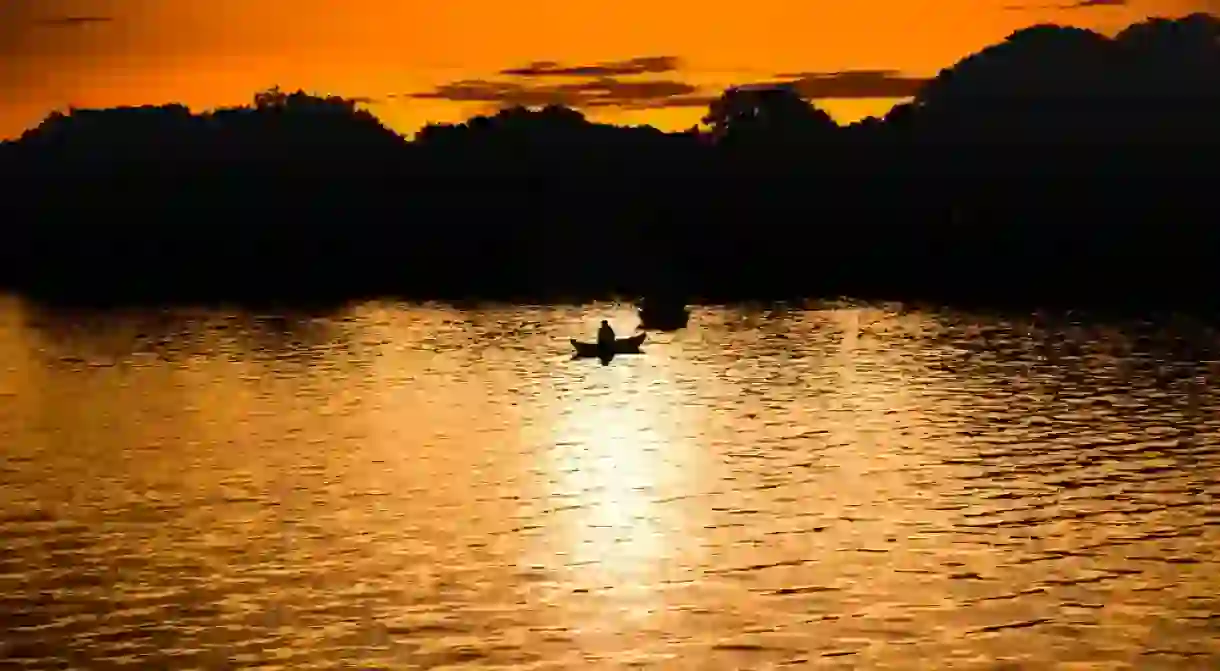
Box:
[3,13,1220,316]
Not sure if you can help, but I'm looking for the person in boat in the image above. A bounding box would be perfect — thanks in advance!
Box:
[597,320,616,349]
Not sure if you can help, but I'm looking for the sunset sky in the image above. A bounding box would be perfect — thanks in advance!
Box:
[0,0,1215,139]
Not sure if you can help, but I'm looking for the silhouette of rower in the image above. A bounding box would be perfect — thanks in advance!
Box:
[597,320,616,351]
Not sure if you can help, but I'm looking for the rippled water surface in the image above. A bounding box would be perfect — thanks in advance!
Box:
[2,295,1220,669]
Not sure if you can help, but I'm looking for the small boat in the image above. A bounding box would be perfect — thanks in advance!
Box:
[638,298,690,331]
[570,331,647,357]
[638,305,690,331]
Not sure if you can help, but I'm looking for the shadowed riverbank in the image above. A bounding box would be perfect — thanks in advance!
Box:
[2,13,1219,312]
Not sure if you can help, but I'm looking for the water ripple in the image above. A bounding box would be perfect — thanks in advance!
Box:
[1,299,1218,667]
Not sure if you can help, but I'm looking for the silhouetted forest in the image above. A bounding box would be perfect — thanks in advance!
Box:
[2,14,1219,310]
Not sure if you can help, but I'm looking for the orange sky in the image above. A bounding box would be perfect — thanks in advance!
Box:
[0,0,1212,139]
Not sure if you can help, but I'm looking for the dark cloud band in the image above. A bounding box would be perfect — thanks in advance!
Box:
[1006,0,1127,10]
[499,56,680,78]
[35,16,115,27]
[407,65,929,111]
[768,70,931,99]
[405,77,701,109]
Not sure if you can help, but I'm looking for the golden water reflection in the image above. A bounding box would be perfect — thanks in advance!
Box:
[2,297,1219,668]
[548,397,677,576]
[532,354,711,644]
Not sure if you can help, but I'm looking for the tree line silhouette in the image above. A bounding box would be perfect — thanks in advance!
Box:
[1,13,1218,310]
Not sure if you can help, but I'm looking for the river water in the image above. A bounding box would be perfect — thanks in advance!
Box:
[2,295,1218,669]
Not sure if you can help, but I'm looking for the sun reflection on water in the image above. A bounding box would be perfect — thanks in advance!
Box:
[535,355,707,632]
[551,402,669,569]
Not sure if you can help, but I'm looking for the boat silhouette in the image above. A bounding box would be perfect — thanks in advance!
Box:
[570,331,647,357]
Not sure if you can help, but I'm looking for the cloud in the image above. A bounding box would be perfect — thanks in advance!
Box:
[1005,0,1127,9]
[499,56,680,78]
[405,55,698,111]
[1,3,120,97]
[768,70,932,99]
[34,16,115,26]
[407,60,931,113]
[405,77,701,110]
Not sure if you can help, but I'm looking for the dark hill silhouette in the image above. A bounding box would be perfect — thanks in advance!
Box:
[2,13,1220,312]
